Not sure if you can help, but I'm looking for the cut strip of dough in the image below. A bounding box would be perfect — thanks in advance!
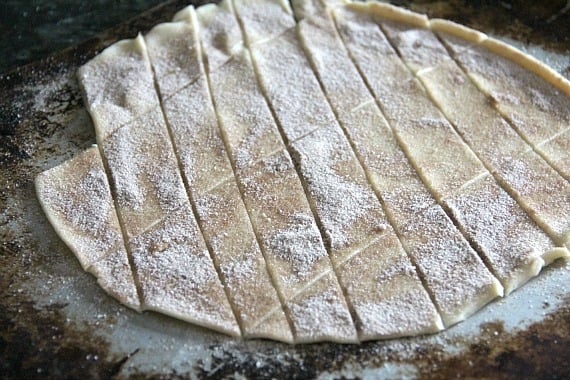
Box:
[207,49,285,169]
[237,149,356,342]
[80,36,240,336]
[338,232,444,339]
[437,31,570,181]
[77,36,158,142]
[235,0,443,338]
[145,6,291,342]
[101,108,189,238]
[333,9,485,202]
[233,0,333,143]
[383,25,570,247]
[194,178,291,341]
[144,15,203,98]
[35,147,140,310]
[129,208,238,335]
[198,3,356,342]
[445,175,568,293]
[333,5,568,293]
[246,29,337,142]
[185,0,244,71]
[159,76,234,196]
[290,124,390,262]
[295,3,502,326]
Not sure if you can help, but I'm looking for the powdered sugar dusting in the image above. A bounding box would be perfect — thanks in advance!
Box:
[287,272,356,343]
[399,204,500,324]
[441,34,570,181]
[291,125,386,255]
[444,175,556,286]
[249,28,338,142]
[381,20,450,72]
[338,8,564,292]
[36,147,123,267]
[448,41,570,144]
[389,28,570,246]
[102,109,188,238]
[268,213,328,280]
[78,38,159,141]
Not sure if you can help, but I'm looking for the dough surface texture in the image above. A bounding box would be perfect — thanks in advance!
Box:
[35,0,570,343]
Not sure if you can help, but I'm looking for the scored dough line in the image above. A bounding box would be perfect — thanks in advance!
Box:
[94,133,145,308]
[229,0,362,333]
[376,21,569,249]
[358,20,530,286]
[142,36,243,335]
[378,23,566,246]
[329,8,507,290]
[310,10,447,324]
[194,8,296,336]
[436,34,570,184]
[535,126,570,150]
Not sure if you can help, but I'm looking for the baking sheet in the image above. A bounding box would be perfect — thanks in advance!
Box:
[1,0,569,378]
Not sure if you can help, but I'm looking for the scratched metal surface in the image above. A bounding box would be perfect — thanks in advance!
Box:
[1,1,569,378]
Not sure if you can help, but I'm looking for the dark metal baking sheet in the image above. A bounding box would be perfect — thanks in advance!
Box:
[1,1,569,378]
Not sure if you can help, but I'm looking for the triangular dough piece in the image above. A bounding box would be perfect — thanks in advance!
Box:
[338,233,442,339]
[245,305,295,342]
[144,17,203,98]
[186,0,244,71]
[233,0,296,45]
[77,36,157,142]
[88,242,140,310]
[285,270,357,343]
[35,147,140,310]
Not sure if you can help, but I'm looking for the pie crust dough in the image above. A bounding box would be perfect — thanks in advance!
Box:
[36,0,570,343]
